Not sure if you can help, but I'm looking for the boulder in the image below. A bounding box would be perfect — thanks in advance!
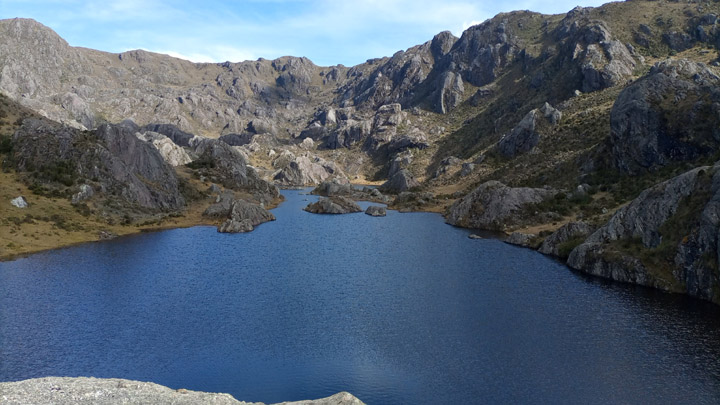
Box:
[10,196,28,208]
[203,191,235,218]
[386,129,429,153]
[136,131,192,167]
[304,196,362,214]
[228,199,275,227]
[505,232,537,248]
[71,184,93,205]
[273,153,347,187]
[218,218,254,233]
[311,180,355,197]
[609,59,720,173]
[365,206,387,217]
[538,221,593,257]
[446,181,555,231]
[380,169,420,194]
[141,124,194,147]
[497,103,561,157]
[219,132,255,147]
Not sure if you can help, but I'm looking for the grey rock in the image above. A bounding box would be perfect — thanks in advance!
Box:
[386,128,429,153]
[97,230,117,240]
[71,184,94,205]
[141,124,194,147]
[136,131,192,166]
[505,232,537,247]
[433,71,465,114]
[380,169,420,194]
[311,180,355,197]
[568,164,720,304]
[228,199,276,227]
[0,377,365,405]
[13,119,185,211]
[497,103,560,157]
[219,132,255,147]
[388,152,413,178]
[218,218,254,233]
[203,190,235,218]
[190,137,279,201]
[304,196,362,214]
[663,31,694,52]
[538,221,593,257]
[247,119,277,135]
[446,180,555,231]
[460,163,475,177]
[10,196,28,208]
[610,59,720,173]
[273,152,347,187]
[365,206,387,216]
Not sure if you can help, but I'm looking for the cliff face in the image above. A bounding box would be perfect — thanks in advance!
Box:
[568,164,720,304]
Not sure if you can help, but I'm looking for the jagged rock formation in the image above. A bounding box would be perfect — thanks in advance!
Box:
[189,137,278,202]
[610,59,720,173]
[568,164,720,304]
[505,232,537,248]
[0,377,365,405]
[380,169,420,194]
[304,196,362,214]
[446,181,554,231]
[496,102,561,157]
[218,199,276,233]
[135,131,192,166]
[272,150,346,186]
[12,119,185,211]
[539,221,593,258]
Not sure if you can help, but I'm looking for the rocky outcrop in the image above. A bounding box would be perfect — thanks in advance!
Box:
[380,169,420,194]
[505,232,537,248]
[10,196,27,208]
[446,181,554,231]
[0,377,365,405]
[365,206,387,217]
[538,221,593,257]
[496,102,561,157]
[433,71,465,114]
[272,151,346,187]
[609,59,720,173]
[304,196,362,214]
[555,9,639,92]
[71,184,94,205]
[218,199,276,233]
[12,119,185,211]
[135,131,192,166]
[190,137,279,202]
[568,165,720,304]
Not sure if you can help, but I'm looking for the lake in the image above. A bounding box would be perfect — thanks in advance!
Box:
[1,189,720,404]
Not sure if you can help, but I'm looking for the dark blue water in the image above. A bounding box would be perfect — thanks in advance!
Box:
[2,189,720,404]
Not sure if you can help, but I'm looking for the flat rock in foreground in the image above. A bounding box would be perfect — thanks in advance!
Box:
[0,377,365,405]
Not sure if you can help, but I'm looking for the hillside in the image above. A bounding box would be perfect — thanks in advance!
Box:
[2,0,720,303]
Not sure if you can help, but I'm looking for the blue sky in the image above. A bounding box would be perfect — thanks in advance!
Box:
[0,0,610,66]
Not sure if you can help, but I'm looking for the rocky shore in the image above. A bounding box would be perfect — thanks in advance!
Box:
[0,377,364,405]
